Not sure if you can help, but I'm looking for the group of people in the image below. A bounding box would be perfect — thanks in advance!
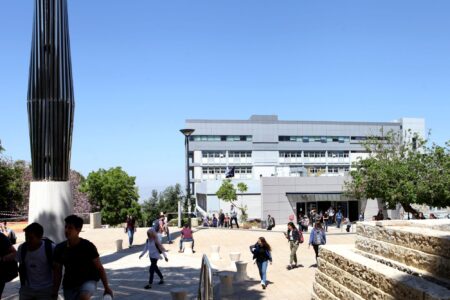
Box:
[297,206,355,232]
[0,215,113,300]
[0,221,16,245]
[202,205,240,229]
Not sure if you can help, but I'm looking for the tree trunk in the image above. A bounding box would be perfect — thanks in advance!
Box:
[400,202,419,219]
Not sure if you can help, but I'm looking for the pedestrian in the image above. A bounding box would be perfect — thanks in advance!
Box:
[156,215,165,243]
[358,210,365,221]
[300,215,309,232]
[224,213,230,228]
[429,213,437,219]
[53,215,113,300]
[335,210,343,228]
[344,216,352,232]
[230,205,239,229]
[125,215,136,248]
[283,222,302,270]
[139,229,168,289]
[309,222,326,263]
[162,212,172,244]
[178,224,195,253]
[249,237,272,289]
[17,222,55,300]
[1,221,17,245]
[218,210,225,227]
[322,212,329,232]
[375,209,384,221]
[417,212,426,219]
[266,214,275,231]
[0,229,18,298]
[212,214,218,227]
[327,207,335,226]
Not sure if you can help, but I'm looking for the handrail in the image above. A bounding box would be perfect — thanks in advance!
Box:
[198,254,214,300]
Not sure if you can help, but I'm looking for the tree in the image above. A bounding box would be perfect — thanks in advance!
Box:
[141,189,162,226]
[236,182,249,222]
[70,170,91,214]
[217,179,249,222]
[80,167,141,225]
[345,130,450,217]
[0,145,27,212]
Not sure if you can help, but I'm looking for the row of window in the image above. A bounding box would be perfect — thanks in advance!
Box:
[202,167,253,174]
[279,136,349,143]
[202,151,252,158]
[280,151,349,158]
[191,135,252,142]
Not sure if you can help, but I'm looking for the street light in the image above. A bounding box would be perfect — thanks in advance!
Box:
[180,128,195,227]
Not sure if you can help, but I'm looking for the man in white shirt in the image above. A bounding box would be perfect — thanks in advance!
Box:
[17,222,55,300]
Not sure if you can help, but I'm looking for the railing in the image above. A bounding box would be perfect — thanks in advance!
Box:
[198,254,214,300]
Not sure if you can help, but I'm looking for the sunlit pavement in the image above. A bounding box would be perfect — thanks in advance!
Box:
[3,225,356,299]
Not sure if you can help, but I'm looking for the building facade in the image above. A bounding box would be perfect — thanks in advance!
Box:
[186,115,425,224]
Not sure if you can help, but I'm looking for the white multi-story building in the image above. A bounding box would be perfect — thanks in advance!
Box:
[186,115,425,224]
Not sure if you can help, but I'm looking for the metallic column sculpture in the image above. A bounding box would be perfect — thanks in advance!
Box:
[180,129,195,227]
[27,0,75,242]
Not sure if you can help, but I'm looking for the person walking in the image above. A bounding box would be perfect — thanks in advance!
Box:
[17,222,55,300]
[139,229,168,289]
[230,205,239,229]
[335,210,343,228]
[125,215,136,248]
[0,229,17,298]
[309,222,326,263]
[53,215,113,300]
[249,237,272,289]
[178,224,195,253]
[283,222,302,269]
[218,210,225,227]
[322,213,329,232]
[266,215,275,231]
[162,212,172,244]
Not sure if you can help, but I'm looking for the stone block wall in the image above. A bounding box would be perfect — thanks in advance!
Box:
[312,220,450,300]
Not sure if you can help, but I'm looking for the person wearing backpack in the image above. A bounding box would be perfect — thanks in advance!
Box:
[0,230,17,298]
[17,222,55,300]
[283,222,303,270]
[249,237,272,289]
[335,210,343,228]
[309,222,327,263]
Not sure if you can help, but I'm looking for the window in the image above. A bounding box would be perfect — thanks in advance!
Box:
[202,151,226,158]
[328,151,349,158]
[280,151,301,158]
[229,151,252,158]
[192,135,252,142]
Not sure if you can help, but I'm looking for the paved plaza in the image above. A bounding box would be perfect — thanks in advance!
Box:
[3,225,356,299]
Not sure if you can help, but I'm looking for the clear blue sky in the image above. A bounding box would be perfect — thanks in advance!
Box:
[0,1,449,200]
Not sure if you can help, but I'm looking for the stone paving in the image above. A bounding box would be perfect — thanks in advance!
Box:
[3,224,356,299]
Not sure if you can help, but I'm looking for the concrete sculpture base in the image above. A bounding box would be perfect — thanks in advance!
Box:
[29,181,73,243]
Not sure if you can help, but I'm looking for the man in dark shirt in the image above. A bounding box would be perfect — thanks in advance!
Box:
[178,224,195,253]
[0,232,17,298]
[53,215,113,300]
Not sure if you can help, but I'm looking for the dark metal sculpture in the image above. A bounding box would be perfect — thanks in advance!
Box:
[27,0,75,181]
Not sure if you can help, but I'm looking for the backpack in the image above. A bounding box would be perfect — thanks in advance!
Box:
[152,219,160,232]
[298,230,304,244]
[19,238,54,285]
[271,217,275,226]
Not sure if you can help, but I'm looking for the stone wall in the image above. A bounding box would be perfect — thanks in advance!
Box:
[312,220,450,300]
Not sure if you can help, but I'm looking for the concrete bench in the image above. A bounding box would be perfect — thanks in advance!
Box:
[115,239,123,252]
[210,245,221,260]
[229,252,241,268]
[219,272,235,296]
[183,241,194,254]
[170,288,188,300]
[234,261,249,282]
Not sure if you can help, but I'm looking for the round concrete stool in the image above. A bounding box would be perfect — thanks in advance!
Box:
[183,241,194,254]
[219,272,235,297]
[210,245,221,260]
[234,261,249,282]
[229,252,241,268]
[170,288,187,300]
[115,239,123,252]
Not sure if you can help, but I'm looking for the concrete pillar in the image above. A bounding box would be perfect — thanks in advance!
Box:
[219,272,234,296]
[210,245,221,260]
[115,239,123,252]
[90,212,102,229]
[234,261,249,282]
[29,181,73,243]
[170,288,187,300]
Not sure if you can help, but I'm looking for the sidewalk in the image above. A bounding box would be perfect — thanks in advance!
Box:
[2,225,356,299]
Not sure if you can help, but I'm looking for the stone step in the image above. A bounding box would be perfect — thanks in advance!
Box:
[319,245,450,300]
[312,282,341,300]
[315,270,365,300]
[356,221,450,259]
[355,235,450,284]
[317,257,395,300]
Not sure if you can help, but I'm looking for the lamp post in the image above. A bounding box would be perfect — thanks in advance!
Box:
[180,128,195,227]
